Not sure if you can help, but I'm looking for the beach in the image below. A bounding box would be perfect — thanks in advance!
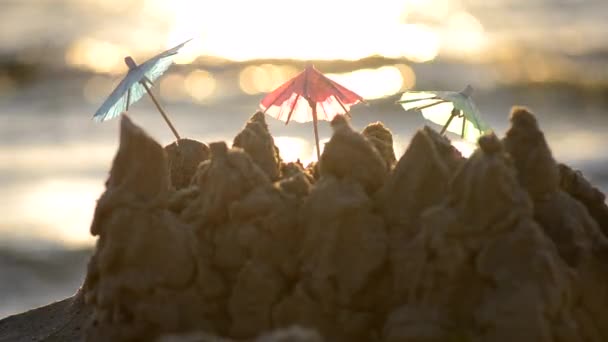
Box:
[2,104,608,340]
[1,0,608,335]
[2,70,608,320]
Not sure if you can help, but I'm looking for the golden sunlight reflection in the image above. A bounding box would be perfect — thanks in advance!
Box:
[327,66,409,100]
[61,0,491,71]
[184,69,217,102]
[0,143,115,172]
[8,178,102,247]
[274,136,310,163]
[152,0,462,62]
[274,133,415,166]
[376,24,440,63]
[404,0,451,22]
[492,46,582,85]
[161,0,206,64]
[395,64,417,90]
[60,0,491,72]
[65,37,128,74]
[82,0,135,13]
[174,40,203,65]
[239,64,299,95]
[441,11,486,58]
[265,135,327,165]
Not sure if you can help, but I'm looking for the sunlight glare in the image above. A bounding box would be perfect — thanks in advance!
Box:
[157,0,442,63]
[239,64,299,95]
[239,66,267,95]
[376,24,440,63]
[274,136,310,163]
[65,38,128,74]
[404,0,451,21]
[441,11,486,58]
[452,140,476,158]
[15,179,103,247]
[69,0,488,65]
[170,37,205,65]
[327,66,405,100]
[83,0,135,13]
[0,143,116,173]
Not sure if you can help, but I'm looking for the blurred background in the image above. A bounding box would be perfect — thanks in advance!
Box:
[1,0,607,318]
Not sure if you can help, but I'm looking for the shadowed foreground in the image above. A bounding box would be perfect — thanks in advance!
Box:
[2,108,608,342]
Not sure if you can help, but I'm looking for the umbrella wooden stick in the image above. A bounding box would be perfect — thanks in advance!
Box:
[285,93,300,125]
[398,96,440,104]
[326,78,358,109]
[126,88,131,111]
[440,109,459,135]
[262,78,298,115]
[334,95,349,114]
[417,99,449,110]
[124,57,181,141]
[461,115,466,138]
[141,81,182,141]
[311,104,321,162]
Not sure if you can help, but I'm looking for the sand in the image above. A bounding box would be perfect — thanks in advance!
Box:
[2,108,608,342]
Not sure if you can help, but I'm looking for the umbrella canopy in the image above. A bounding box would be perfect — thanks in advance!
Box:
[260,65,364,160]
[92,40,190,140]
[398,85,490,142]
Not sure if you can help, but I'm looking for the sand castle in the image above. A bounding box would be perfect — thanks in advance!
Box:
[2,107,608,342]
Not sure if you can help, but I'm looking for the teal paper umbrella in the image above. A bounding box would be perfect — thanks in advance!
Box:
[92,40,190,140]
[398,85,490,142]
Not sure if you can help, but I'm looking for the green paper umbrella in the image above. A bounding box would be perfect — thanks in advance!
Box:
[398,85,491,142]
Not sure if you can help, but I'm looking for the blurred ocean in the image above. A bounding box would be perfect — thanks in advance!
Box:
[1,0,608,319]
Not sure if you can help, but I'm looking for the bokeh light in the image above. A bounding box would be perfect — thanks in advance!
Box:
[440,11,487,58]
[451,140,476,158]
[65,37,128,74]
[152,0,469,63]
[16,179,101,246]
[376,24,440,63]
[57,0,496,74]
[327,66,407,100]
[184,69,217,102]
[238,64,299,95]
[239,64,415,100]
[394,64,417,90]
